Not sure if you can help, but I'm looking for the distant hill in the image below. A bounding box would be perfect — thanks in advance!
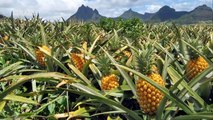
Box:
[117,8,154,21]
[67,4,213,24]
[118,8,143,19]
[67,5,105,22]
[150,5,188,22]
[142,12,155,21]
[0,14,5,19]
[176,5,213,24]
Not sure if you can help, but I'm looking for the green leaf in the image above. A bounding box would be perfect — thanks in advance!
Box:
[48,103,56,114]
[156,97,168,120]
[0,61,23,78]
[39,23,47,45]
[0,72,76,101]
[67,63,91,85]
[57,84,143,120]
[0,101,6,112]
[89,35,101,53]
[34,96,63,115]
[12,40,36,61]
[173,113,213,120]
[3,94,38,105]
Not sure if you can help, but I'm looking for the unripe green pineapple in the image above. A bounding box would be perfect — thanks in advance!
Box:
[35,45,51,66]
[185,39,209,80]
[135,43,165,115]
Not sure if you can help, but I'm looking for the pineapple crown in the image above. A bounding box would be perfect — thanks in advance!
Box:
[71,47,81,54]
[96,53,112,76]
[187,39,203,59]
[108,38,121,51]
[135,42,156,75]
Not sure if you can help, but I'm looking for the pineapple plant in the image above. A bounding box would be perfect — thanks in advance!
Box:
[35,45,51,66]
[135,43,165,115]
[185,39,209,80]
[97,54,119,90]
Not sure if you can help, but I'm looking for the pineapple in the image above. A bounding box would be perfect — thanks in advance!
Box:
[115,49,132,61]
[35,45,51,66]
[3,35,9,41]
[185,39,209,80]
[101,74,119,90]
[71,53,85,71]
[135,43,165,115]
[0,35,9,43]
[97,54,119,90]
[151,65,158,73]
[123,50,132,58]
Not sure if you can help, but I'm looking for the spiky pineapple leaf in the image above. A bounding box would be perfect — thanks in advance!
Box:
[0,72,75,101]
[173,113,213,120]
[0,101,6,112]
[0,61,24,78]
[3,94,38,105]
[67,63,91,85]
[57,83,143,120]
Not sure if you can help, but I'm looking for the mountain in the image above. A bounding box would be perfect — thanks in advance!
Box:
[0,14,5,19]
[150,5,188,22]
[142,12,155,20]
[118,8,143,19]
[67,5,105,22]
[67,4,213,24]
[176,5,213,24]
[117,9,154,21]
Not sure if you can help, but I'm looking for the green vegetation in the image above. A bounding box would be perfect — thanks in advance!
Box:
[0,17,213,119]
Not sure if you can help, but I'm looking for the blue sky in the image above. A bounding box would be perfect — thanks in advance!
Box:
[0,0,212,21]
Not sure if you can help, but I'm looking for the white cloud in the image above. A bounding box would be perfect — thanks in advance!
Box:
[84,0,153,17]
[145,5,162,13]
[199,0,212,3]
[0,0,211,20]
[171,2,193,11]
[0,0,86,20]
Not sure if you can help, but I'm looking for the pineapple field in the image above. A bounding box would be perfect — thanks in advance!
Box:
[0,16,213,120]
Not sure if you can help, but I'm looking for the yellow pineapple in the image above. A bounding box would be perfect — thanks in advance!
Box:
[135,43,165,115]
[101,74,119,90]
[35,45,51,66]
[151,65,158,73]
[0,35,9,43]
[3,35,9,41]
[185,40,209,80]
[71,53,85,71]
[115,50,132,61]
[97,54,119,90]
[123,50,132,58]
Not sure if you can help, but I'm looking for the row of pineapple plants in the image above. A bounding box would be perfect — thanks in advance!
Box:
[0,16,212,119]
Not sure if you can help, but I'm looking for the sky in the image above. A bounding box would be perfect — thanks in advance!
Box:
[0,0,212,21]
